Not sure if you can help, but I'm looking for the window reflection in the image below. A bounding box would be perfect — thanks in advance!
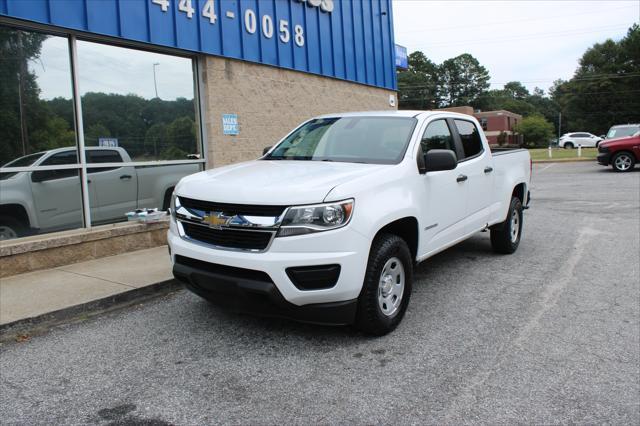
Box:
[0,27,75,166]
[76,41,200,162]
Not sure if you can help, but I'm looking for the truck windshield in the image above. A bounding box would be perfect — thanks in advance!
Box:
[607,125,639,139]
[264,117,417,164]
[2,152,45,168]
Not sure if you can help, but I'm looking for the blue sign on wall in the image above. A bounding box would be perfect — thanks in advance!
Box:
[395,44,408,69]
[0,0,397,90]
[222,114,239,135]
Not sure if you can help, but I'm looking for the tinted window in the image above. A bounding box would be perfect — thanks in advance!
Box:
[454,120,483,159]
[41,151,79,166]
[86,149,124,174]
[480,118,488,131]
[421,120,454,153]
[86,150,123,163]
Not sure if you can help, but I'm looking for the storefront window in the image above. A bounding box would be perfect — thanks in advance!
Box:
[76,41,200,162]
[0,25,203,241]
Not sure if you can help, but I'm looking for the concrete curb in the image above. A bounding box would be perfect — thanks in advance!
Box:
[533,158,595,164]
[0,279,184,343]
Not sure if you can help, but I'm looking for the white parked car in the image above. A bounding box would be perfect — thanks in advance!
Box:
[169,111,532,335]
[0,147,199,239]
[558,132,602,148]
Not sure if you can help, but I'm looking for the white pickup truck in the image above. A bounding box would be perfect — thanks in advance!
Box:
[169,111,531,335]
[0,147,200,239]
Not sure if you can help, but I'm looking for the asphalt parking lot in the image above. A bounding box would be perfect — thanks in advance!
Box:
[1,162,638,425]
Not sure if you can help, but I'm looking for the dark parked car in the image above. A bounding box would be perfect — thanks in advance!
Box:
[597,133,640,172]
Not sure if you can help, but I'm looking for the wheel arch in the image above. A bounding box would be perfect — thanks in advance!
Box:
[372,217,419,262]
[0,203,31,227]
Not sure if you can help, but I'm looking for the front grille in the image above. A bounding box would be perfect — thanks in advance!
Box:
[181,222,273,251]
[178,196,286,217]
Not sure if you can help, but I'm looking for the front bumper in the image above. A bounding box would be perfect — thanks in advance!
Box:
[597,152,611,166]
[167,218,370,309]
[173,255,357,325]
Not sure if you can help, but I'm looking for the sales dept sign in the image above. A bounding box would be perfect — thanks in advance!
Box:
[222,114,239,136]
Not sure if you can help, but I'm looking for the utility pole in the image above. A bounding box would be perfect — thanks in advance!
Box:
[152,63,159,99]
[17,32,30,156]
[556,111,562,146]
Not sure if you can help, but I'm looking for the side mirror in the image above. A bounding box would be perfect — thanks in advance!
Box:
[425,149,457,172]
[262,146,272,155]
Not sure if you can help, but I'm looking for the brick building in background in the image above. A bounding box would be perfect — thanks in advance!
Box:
[439,106,523,146]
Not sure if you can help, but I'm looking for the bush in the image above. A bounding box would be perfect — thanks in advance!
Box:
[514,115,554,148]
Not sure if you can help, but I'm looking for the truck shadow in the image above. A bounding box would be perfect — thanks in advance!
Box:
[183,233,494,344]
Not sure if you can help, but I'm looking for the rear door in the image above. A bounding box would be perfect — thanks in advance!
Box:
[86,150,137,223]
[451,118,495,233]
[418,118,469,254]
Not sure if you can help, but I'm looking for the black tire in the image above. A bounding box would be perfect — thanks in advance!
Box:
[611,152,635,173]
[356,233,413,336]
[0,215,27,240]
[564,142,574,149]
[490,197,523,254]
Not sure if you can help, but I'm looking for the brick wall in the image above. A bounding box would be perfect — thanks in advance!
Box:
[202,57,397,168]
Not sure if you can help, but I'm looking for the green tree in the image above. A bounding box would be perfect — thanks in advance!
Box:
[397,52,439,110]
[84,123,111,146]
[514,115,554,148]
[165,116,196,156]
[438,53,490,107]
[551,25,640,135]
[503,81,530,100]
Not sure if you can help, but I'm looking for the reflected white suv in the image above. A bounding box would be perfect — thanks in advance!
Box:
[558,132,602,149]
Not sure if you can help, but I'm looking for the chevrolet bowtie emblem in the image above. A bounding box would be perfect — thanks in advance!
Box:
[202,212,230,228]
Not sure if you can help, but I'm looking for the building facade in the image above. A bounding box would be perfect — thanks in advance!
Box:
[438,106,523,146]
[0,0,398,252]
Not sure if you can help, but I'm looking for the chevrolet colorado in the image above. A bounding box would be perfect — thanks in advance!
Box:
[169,111,531,335]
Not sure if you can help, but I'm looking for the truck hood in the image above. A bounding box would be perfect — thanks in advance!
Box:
[600,135,640,148]
[176,160,386,205]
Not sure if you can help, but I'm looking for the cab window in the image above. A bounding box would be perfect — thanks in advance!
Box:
[454,120,483,159]
[421,120,455,154]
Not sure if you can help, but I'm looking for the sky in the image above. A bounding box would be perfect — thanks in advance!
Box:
[32,36,195,101]
[392,0,640,93]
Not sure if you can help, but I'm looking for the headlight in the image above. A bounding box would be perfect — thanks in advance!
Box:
[169,192,178,220]
[278,199,354,237]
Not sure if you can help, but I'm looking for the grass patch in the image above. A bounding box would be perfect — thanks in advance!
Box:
[529,147,598,162]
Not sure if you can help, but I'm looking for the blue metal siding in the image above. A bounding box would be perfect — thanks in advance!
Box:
[0,0,396,90]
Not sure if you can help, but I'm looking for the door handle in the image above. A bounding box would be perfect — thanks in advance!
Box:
[484,166,493,173]
[456,174,468,183]
[120,174,132,180]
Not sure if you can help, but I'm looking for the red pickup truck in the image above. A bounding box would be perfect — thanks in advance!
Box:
[597,134,640,172]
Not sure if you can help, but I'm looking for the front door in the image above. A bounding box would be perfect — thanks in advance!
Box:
[418,119,469,255]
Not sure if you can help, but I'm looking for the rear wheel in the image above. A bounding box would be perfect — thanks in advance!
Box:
[564,142,574,149]
[490,197,523,254]
[356,233,413,336]
[612,152,635,172]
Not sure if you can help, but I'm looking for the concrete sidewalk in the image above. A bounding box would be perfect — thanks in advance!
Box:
[0,246,175,328]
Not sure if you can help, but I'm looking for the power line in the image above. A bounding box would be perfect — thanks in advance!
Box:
[395,5,637,35]
[409,24,633,48]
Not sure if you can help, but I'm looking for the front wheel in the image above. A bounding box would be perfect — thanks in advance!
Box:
[0,216,26,240]
[490,197,523,254]
[356,233,413,336]
[612,152,635,172]
[564,142,574,149]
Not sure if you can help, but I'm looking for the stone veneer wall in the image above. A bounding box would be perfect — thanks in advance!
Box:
[0,222,168,278]
[202,57,397,168]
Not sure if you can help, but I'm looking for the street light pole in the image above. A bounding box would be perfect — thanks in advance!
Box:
[152,63,159,98]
